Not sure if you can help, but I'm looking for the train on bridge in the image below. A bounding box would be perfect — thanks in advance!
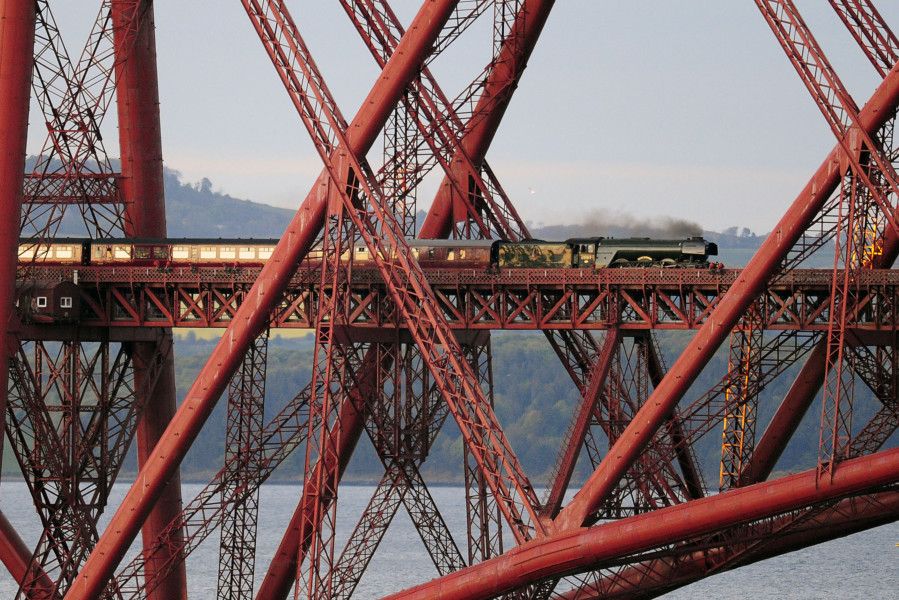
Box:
[16,236,718,323]
[18,236,718,269]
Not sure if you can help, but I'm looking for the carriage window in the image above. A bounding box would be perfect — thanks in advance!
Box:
[220,246,236,259]
[135,246,151,259]
[239,246,255,259]
[60,296,73,309]
[36,296,47,308]
[172,246,190,259]
[54,246,73,259]
[459,249,466,259]
[259,247,274,260]
[200,246,217,259]
[113,245,131,259]
[153,247,169,259]
[356,247,368,254]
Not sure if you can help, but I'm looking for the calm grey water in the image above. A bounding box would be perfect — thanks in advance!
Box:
[0,481,896,599]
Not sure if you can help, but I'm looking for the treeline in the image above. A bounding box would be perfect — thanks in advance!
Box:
[161,329,882,486]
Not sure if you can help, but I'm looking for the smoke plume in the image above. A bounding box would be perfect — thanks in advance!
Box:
[530,209,703,240]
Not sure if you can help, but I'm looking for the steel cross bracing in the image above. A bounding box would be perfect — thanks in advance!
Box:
[550,16,899,541]
[342,0,528,240]
[217,331,268,600]
[106,4,556,600]
[328,342,466,599]
[241,0,544,559]
[22,1,148,243]
[21,265,899,331]
[0,1,897,600]
[67,3,465,597]
[753,0,899,480]
[5,334,169,598]
[718,307,765,490]
[343,1,698,548]
[532,3,899,596]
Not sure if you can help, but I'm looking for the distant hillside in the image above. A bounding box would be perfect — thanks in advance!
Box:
[160,180,773,266]
[163,171,294,238]
[33,159,771,264]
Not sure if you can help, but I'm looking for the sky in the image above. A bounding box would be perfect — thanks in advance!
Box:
[27,1,899,234]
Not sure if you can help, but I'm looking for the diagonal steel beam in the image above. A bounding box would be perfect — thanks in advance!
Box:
[554,61,899,532]
[0,509,53,597]
[554,490,899,600]
[828,0,899,78]
[66,3,458,598]
[741,5,899,487]
[387,448,899,600]
[543,330,619,518]
[243,0,544,549]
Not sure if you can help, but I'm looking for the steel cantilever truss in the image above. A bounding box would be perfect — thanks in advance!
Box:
[0,2,895,600]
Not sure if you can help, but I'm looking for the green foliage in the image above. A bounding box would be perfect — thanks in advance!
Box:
[148,330,892,488]
[163,169,294,238]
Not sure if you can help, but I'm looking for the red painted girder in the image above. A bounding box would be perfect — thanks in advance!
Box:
[369,1,695,521]
[65,3,456,597]
[109,381,311,596]
[377,0,698,520]
[543,329,620,518]
[553,60,899,533]
[385,448,899,600]
[116,0,166,238]
[243,0,543,545]
[24,266,899,332]
[645,336,705,501]
[757,0,899,240]
[255,351,375,600]
[257,406,363,600]
[114,3,187,599]
[742,0,899,488]
[343,0,533,239]
[0,0,35,399]
[556,491,899,600]
[418,0,553,239]
[828,0,899,78]
[0,4,35,588]
[0,509,53,596]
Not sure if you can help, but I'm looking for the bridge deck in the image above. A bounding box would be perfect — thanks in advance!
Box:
[17,266,899,332]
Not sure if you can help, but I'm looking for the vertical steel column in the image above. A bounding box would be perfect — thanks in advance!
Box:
[113,2,187,599]
[255,373,371,600]
[0,0,36,478]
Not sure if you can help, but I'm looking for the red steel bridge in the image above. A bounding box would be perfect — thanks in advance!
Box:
[0,1,897,599]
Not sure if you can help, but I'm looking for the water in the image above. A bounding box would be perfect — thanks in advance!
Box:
[0,481,896,598]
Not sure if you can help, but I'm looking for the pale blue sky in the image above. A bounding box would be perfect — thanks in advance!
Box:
[28,1,899,232]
